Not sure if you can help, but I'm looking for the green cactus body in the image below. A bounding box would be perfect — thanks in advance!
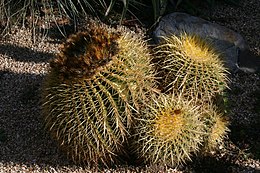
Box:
[155,33,229,102]
[202,105,230,152]
[133,94,205,166]
[42,22,155,166]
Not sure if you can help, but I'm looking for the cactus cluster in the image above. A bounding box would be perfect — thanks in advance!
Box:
[41,20,230,168]
[132,33,230,166]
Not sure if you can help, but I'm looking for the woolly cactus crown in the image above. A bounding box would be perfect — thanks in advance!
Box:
[49,23,120,82]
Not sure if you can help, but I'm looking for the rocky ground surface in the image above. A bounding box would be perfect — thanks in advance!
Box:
[0,0,259,172]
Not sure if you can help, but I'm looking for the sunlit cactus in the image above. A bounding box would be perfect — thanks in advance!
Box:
[42,21,155,167]
[155,33,229,102]
[133,94,205,166]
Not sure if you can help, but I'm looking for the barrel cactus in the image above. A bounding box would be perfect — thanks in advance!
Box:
[201,104,230,152]
[133,94,205,166]
[155,33,229,102]
[42,21,155,166]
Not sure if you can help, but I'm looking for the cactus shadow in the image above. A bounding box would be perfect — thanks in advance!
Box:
[0,43,53,63]
[230,122,260,160]
[0,70,74,167]
[227,72,260,161]
[190,155,259,173]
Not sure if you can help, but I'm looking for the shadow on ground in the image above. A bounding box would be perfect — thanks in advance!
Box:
[189,155,257,173]
[228,72,260,161]
[0,43,53,63]
[0,70,73,167]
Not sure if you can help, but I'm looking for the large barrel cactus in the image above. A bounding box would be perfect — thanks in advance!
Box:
[155,33,229,102]
[133,94,205,166]
[42,21,155,166]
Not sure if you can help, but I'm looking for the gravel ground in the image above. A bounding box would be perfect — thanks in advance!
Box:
[0,0,259,172]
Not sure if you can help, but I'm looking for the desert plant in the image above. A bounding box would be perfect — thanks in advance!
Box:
[42,21,155,167]
[201,104,230,152]
[0,0,242,36]
[155,33,229,102]
[151,0,168,22]
[105,0,145,24]
[133,94,205,166]
[0,0,110,35]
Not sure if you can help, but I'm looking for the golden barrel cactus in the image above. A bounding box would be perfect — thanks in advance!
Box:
[155,33,229,102]
[201,104,230,152]
[133,94,205,166]
[42,21,155,167]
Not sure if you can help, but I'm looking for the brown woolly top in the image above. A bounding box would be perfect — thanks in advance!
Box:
[49,25,120,82]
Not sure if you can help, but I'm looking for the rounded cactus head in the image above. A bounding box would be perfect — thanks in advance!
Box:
[49,23,120,82]
[42,21,155,167]
[133,94,205,166]
[202,104,230,152]
[155,33,229,102]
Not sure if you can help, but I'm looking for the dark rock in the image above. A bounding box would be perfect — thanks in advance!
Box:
[238,50,260,73]
[153,12,256,73]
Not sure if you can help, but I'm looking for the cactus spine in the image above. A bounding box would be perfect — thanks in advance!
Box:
[133,94,205,166]
[42,22,155,166]
[155,33,229,102]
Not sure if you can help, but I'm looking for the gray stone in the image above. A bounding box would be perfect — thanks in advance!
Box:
[154,12,251,73]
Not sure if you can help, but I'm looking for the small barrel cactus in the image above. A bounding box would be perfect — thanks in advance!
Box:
[42,21,155,166]
[155,33,229,102]
[133,94,205,166]
[201,104,230,152]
